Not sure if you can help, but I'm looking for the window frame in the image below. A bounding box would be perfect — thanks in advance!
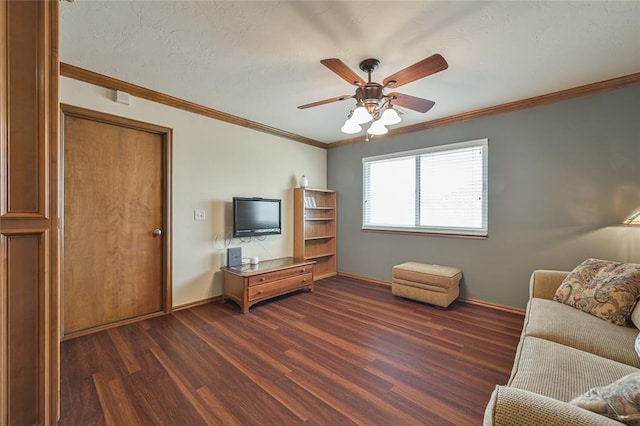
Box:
[362,139,488,238]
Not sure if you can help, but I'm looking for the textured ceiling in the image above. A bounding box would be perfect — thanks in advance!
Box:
[60,1,640,144]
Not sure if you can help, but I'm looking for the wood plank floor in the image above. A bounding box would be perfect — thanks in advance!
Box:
[59,275,524,425]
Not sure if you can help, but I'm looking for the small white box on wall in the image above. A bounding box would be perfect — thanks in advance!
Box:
[114,90,131,105]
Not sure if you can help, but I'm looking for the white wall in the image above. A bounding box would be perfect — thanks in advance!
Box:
[60,77,327,307]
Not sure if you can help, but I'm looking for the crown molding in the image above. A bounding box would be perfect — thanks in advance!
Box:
[61,63,640,150]
[60,62,328,149]
[329,72,640,149]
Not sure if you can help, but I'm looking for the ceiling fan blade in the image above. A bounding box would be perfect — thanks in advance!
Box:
[320,58,366,86]
[297,95,354,110]
[387,92,435,113]
[383,54,448,88]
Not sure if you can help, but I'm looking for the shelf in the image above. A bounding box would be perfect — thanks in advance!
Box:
[303,188,336,193]
[294,187,336,278]
[304,253,335,260]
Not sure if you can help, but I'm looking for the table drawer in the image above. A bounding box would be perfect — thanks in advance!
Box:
[248,273,313,301]
[248,265,313,286]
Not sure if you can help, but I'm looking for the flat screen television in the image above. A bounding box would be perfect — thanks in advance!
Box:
[233,197,282,237]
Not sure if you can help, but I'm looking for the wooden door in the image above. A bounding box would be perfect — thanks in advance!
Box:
[62,106,172,337]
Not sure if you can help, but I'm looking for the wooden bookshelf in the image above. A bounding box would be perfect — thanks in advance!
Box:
[294,188,337,280]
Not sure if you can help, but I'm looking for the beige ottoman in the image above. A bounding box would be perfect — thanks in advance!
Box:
[392,262,462,308]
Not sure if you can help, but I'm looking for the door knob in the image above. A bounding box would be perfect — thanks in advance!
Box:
[153,229,163,237]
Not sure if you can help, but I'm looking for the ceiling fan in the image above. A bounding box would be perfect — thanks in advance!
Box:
[298,54,448,138]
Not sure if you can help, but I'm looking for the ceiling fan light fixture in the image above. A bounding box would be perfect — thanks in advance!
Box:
[379,107,401,125]
[299,55,447,140]
[341,118,362,134]
[351,105,373,125]
[367,120,388,135]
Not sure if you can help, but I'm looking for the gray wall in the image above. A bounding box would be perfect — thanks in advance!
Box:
[327,86,640,309]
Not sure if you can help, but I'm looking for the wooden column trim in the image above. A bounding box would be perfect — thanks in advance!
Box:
[46,2,60,421]
[1,1,59,423]
[0,0,8,420]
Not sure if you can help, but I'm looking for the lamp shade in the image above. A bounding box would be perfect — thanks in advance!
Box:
[379,107,401,125]
[351,106,373,124]
[341,118,362,134]
[624,211,640,225]
[367,120,388,135]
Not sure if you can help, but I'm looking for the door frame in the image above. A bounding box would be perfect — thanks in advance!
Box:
[60,103,172,339]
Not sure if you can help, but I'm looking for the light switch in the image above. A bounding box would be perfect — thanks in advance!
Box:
[194,209,206,221]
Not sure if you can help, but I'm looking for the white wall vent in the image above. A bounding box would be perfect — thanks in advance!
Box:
[114,90,131,105]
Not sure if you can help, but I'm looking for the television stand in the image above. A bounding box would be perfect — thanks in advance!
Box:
[220,257,315,313]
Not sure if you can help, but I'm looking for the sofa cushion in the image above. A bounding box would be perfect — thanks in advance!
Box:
[524,298,640,368]
[570,372,640,425]
[632,303,640,329]
[553,258,640,326]
[484,385,624,426]
[392,262,462,289]
[508,336,639,402]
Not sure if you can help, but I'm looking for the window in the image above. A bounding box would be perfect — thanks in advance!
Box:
[362,139,488,237]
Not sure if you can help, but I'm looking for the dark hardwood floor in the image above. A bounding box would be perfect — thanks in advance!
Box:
[59,275,524,425]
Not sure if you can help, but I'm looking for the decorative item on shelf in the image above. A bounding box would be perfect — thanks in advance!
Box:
[299,175,308,188]
[623,211,640,225]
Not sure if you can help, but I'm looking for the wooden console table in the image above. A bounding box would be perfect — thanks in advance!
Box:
[221,257,315,313]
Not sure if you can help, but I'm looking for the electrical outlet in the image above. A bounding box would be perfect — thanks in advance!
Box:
[194,209,206,221]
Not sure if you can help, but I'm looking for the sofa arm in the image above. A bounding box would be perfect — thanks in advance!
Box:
[484,386,623,426]
[529,270,570,300]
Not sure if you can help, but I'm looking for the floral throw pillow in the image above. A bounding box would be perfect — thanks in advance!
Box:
[553,258,640,326]
[570,372,640,425]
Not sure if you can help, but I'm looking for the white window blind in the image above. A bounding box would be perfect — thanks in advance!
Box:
[362,139,488,236]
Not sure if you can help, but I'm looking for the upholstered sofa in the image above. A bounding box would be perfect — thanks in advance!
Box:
[484,268,640,425]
